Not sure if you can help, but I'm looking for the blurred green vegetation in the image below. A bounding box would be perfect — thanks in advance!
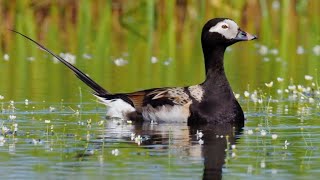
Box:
[0,0,319,102]
[0,1,320,179]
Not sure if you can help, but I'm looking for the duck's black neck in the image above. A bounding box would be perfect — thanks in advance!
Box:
[202,45,228,85]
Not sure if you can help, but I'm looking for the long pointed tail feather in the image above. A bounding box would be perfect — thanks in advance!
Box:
[10,30,109,96]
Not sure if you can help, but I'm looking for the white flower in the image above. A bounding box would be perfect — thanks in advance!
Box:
[283,140,290,149]
[196,130,204,139]
[270,48,279,55]
[251,92,258,103]
[163,58,173,66]
[82,53,92,59]
[305,87,311,92]
[231,144,236,149]
[265,81,274,88]
[275,57,282,61]
[49,106,56,112]
[198,139,204,145]
[0,136,5,142]
[114,58,128,66]
[111,149,119,156]
[25,99,29,105]
[2,126,9,133]
[263,57,270,62]
[3,54,9,61]
[85,134,91,142]
[304,75,313,81]
[258,45,268,55]
[296,46,304,54]
[130,133,135,141]
[288,85,296,90]
[234,93,240,99]
[261,130,267,136]
[313,45,320,56]
[0,135,6,146]
[32,139,43,145]
[272,0,280,9]
[59,53,76,64]
[231,152,236,158]
[277,77,284,82]
[309,98,315,103]
[247,129,253,135]
[135,135,142,145]
[9,115,16,120]
[271,134,278,140]
[244,91,250,98]
[151,56,158,63]
[74,110,80,116]
[13,123,18,132]
[277,89,282,94]
[44,120,51,124]
[27,56,35,61]
[126,120,132,124]
[98,120,104,126]
[0,95,4,100]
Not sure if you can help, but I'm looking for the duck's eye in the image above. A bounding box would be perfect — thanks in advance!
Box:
[222,24,228,29]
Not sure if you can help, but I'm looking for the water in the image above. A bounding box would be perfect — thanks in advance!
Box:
[0,102,206,179]
[1,1,320,179]
[0,95,319,179]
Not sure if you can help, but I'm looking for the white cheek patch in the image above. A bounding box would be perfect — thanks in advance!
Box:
[208,19,239,40]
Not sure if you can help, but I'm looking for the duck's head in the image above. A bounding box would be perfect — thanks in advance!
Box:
[201,18,257,48]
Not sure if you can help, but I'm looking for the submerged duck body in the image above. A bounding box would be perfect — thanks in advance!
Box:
[12,18,256,124]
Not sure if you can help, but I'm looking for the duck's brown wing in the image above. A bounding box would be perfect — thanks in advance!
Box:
[126,90,147,112]
[126,87,192,112]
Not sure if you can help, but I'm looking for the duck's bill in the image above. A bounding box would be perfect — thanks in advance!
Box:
[234,29,257,41]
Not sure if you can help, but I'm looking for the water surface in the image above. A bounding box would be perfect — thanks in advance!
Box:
[0,1,320,179]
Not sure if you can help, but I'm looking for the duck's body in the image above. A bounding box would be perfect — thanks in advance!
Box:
[12,18,256,124]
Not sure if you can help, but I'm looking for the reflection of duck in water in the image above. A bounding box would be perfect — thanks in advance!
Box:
[12,18,256,125]
[190,122,244,180]
[95,120,243,180]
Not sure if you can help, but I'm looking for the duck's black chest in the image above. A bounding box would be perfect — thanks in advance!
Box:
[187,97,244,125]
